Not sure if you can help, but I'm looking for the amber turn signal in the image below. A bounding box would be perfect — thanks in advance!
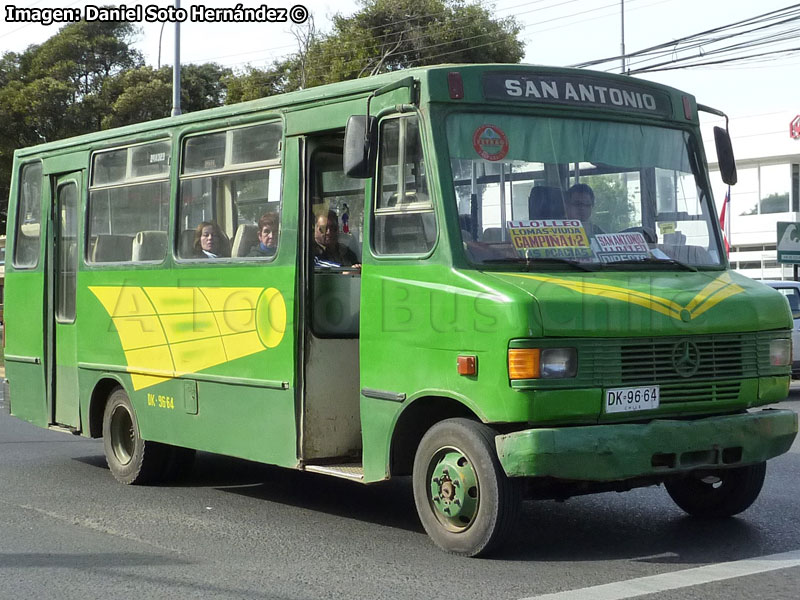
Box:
[457,355,477,376]
[508,348,540,380]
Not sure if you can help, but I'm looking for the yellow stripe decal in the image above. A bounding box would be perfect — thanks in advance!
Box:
[89,286,287,391]
[505,272,743,322]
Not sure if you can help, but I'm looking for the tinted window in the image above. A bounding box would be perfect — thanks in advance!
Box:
[13,162,42,268]
[88,141,171,263]
[131,141,171,179]
[178,122,283,261]
[373,116,435,256]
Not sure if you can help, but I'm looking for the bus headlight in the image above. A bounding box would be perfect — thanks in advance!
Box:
[508,348,577,379]
[541,348,578,378]
[770,339,791,367]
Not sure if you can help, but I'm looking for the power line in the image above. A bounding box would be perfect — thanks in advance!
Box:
[521,0,669,42]
[220,0,651,81]
[618,11,800,72]
[569,3,800,78]
[630,46,800,73]
[573,3,800,68]
[192,0,587,68]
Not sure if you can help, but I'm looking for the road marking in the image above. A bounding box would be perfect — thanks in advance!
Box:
[519,549,800,600]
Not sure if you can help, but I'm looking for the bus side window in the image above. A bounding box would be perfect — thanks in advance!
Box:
[178,122,282,261]
[13,162,43,269]
[87,141,170,264]
[373,116,435,256]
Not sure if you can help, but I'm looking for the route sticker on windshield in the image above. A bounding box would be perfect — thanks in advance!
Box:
[473,125,509,161]
[592,232,649,263]
[506,220,592,259]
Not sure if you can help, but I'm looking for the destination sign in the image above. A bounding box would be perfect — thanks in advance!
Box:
[483,73,673,117]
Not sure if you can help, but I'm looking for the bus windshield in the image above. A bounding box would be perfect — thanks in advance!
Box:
[447,113,723,269]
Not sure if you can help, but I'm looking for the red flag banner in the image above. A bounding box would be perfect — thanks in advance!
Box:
[719,188,730,254]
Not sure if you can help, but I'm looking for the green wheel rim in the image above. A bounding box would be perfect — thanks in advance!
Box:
[110,405,135,465]
[427,446,479,532]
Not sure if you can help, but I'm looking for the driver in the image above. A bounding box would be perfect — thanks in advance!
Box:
[565,183,604,236]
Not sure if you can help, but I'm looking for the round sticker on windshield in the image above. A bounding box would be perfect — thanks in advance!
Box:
[472,125,509,161]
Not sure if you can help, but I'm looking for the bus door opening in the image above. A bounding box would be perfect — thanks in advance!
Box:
[51,172,82,429]
[302,143,365,464]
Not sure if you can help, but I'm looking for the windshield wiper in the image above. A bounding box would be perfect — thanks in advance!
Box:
[480,257,598,272]
[605,256,698,272]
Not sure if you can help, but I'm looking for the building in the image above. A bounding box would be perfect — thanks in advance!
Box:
[705,110,800,280]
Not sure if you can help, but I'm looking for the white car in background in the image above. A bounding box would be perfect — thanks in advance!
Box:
[763,280,800,378]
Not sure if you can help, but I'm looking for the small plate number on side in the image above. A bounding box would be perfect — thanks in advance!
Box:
[604,386,660,413]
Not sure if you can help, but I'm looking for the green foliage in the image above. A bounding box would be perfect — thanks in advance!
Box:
[0,19,144,224]
[0,1,527,231]
[101,64,231,128]
[231,0,524,96]
[308,0,523,85]
[224,67,285,104]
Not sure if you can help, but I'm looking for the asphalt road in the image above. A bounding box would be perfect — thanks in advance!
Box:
[1,389,799,600]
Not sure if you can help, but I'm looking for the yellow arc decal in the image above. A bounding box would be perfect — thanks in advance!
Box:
[90,286,287,390]
[507,272,745,321]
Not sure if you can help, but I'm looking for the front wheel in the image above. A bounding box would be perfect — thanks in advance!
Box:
[412,418,520,557]
[665,462,767,518]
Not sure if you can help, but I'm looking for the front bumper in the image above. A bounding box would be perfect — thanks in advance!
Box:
[496,409,798,481]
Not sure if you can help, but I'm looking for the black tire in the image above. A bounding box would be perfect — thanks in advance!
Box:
[665,462,767,518]
[102,387,169,485]
[412,418,521,557]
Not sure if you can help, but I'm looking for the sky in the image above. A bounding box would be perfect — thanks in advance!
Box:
[1,0,799,144]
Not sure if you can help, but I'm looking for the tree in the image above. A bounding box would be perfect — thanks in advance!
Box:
[224,66,286,104]
[101,63,232,128]
[0,19,143,220]
[226,0,524,98]
[25,20,144,133]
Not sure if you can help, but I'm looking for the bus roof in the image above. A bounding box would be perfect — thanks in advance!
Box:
[14,63,696,159]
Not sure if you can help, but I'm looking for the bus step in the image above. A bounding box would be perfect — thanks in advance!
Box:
[305,463,364,481]
[48,424,80,435]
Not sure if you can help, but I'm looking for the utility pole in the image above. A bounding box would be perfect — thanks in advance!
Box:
[620,0,626,74]
[171,0,181,117]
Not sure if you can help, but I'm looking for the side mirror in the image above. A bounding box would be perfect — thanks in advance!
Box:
[344,115,377,178]
[713,126,737,185]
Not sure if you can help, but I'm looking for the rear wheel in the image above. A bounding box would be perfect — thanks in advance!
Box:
[412,418,520,557]
[102,387,169,485]
[665,462,766,518]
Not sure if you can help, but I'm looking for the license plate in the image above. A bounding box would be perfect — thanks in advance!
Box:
[604,385,660,414]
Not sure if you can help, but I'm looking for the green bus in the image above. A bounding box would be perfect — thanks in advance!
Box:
[4,64,798,557]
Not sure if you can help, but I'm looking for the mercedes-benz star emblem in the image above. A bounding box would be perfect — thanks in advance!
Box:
[672,340,700,378]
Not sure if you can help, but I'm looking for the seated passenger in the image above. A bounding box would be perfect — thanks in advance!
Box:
[247,212,278,257]
[193,221,230,259]
[313,210,359,269]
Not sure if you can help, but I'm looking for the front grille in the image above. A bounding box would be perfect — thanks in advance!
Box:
[619,337,748,385]
[658,380,742,404]
[589,333,767,404]
[512,331,789,404]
